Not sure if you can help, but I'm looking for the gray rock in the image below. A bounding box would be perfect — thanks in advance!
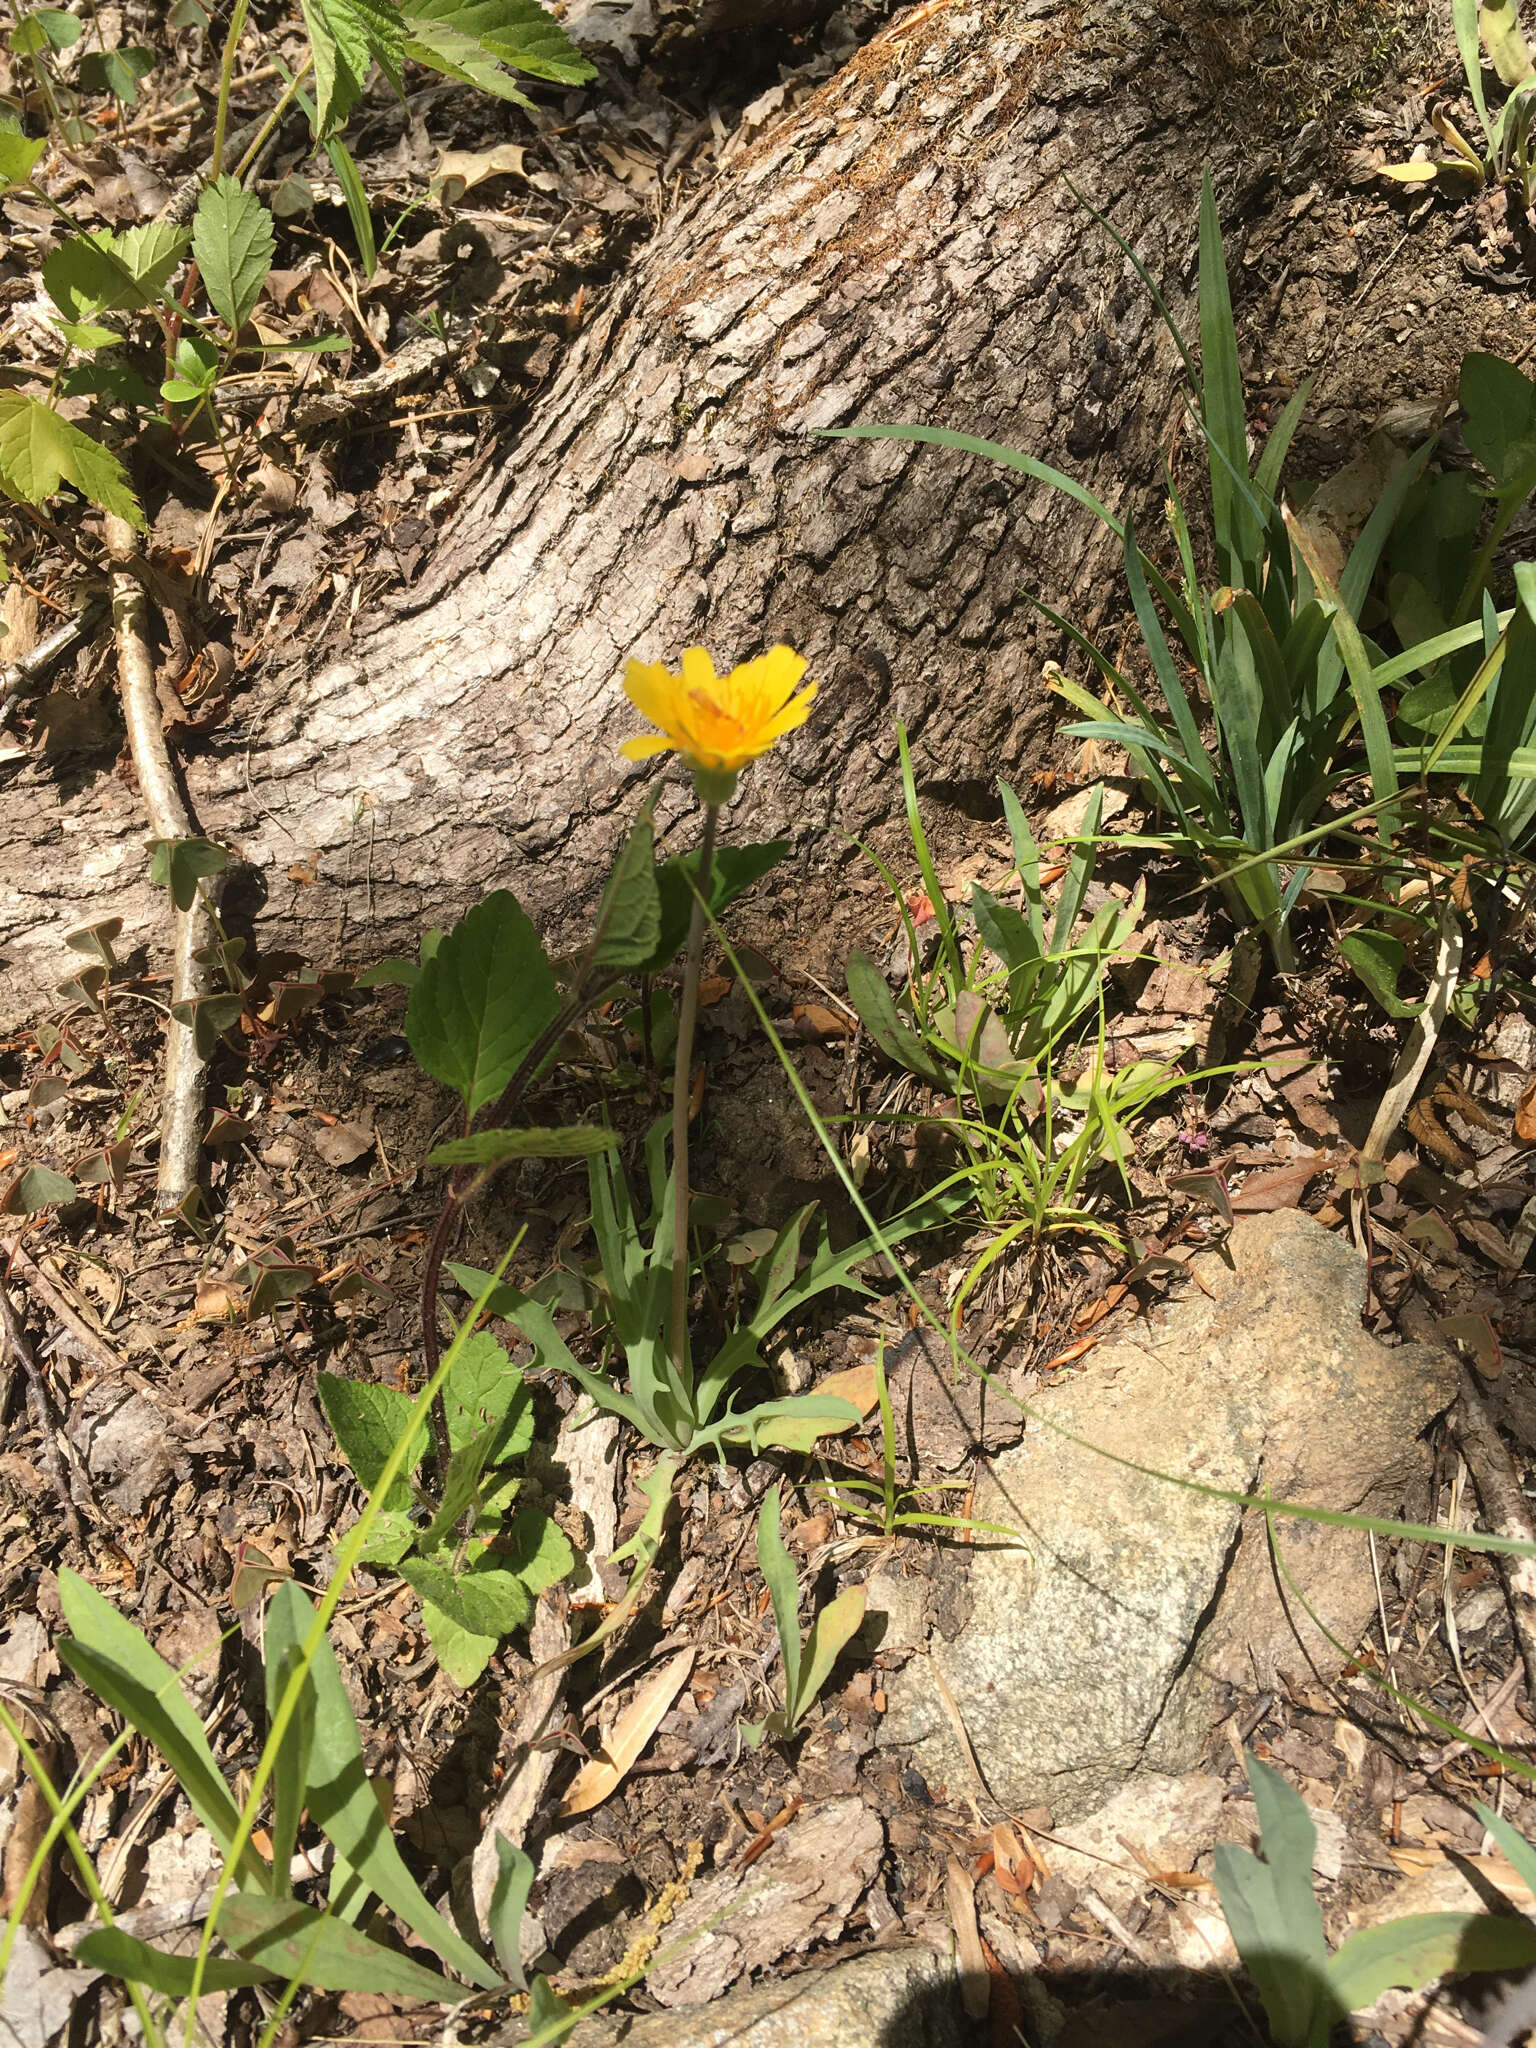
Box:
[552,1946,964,2048]
[879,1210,1456,1820]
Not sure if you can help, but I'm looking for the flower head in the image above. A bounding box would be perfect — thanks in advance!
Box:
[621,645,817,796]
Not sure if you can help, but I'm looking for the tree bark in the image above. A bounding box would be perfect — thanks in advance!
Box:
[0,0,1517,1020]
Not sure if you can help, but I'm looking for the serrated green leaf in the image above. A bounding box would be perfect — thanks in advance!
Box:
[0,394,143,528]
[316,1370,427,1507]
[500,1507,574,1596]
[299,0,407,136]
[1,1165,80,1212]
[357,1508,415,1566]
[193,176,275,331]
[147,835,228,911]
[78,45,155,101]
[218,1894,456,1998]
[444,1330,530,1453]
[428,1124,618,1167]
[405,889,560,1117]
[399,1556,531,1639]
[45,222,189,320]
[402,0,595,89]
[0,119,45,188]
[640,841,788,975]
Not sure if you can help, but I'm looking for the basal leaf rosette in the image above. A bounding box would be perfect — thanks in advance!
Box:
[620,643,817,802]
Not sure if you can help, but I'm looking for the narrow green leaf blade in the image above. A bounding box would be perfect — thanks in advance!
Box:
[218,1894,457,1999]
[265,1584,500,1988]
[1327,1912,1536,2013]
[792,1583,866,1728]
[428,1125,618,1167]
[488,1834,533,1990]
[76,1928,274,1993]
[755,1488,802,1708]
[57,1571,258,1885]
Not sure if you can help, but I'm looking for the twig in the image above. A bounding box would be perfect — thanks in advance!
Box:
[1450,1363,1536,1702]
[104,514,223,1210]
[2,1240,122,1378]
[0,1279,84,1543]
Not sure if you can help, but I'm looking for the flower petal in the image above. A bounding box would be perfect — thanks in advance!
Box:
[620,733,675,759]
[623,659,681,730]
[680,646,718,693]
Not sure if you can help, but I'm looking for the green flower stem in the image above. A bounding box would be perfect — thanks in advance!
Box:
[669,799,719,1378]
[209,0,250,181]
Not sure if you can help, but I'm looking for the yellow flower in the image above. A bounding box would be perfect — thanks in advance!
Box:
[620,645,817,776]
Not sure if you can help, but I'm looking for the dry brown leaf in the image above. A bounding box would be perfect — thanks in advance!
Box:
[559,1647,695,1817]
[434,143,526,194]
[751,1358,878,1452]
[1516,1072,1536,1142]
[1229,1156,1329,1213]
[945,1855,990,2019]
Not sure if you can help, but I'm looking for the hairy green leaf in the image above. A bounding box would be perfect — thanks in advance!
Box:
[218,1894,457,1998]
[406,889,560,1117]
[317,1371,427,1506]
[76,1928,273,1993]
[265,1583,500,1985]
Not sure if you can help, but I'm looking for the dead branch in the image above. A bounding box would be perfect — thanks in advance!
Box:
[104,514,223,1211]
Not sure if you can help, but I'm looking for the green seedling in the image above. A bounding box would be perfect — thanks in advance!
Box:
[1213,1751,1536,2046]
[1382,0,1536,206]
[449,1124,963,1461]
[319,1328,574,1686]
[741,1487,867,1747]
[811,1339,1020,1539]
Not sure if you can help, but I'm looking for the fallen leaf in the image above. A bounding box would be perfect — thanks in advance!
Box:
[792,1002,853,1040]
[559,1647,695,1816]
[1230,1155,1329,1212]
[991,1821,1033,1896]
[697,975,732,1007]
[1516,1072,1536,1142]
[751,1359,878,1452]
[311,1117,375,1168]
[1436,1313,1502,1377]
[434,143,526,194]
